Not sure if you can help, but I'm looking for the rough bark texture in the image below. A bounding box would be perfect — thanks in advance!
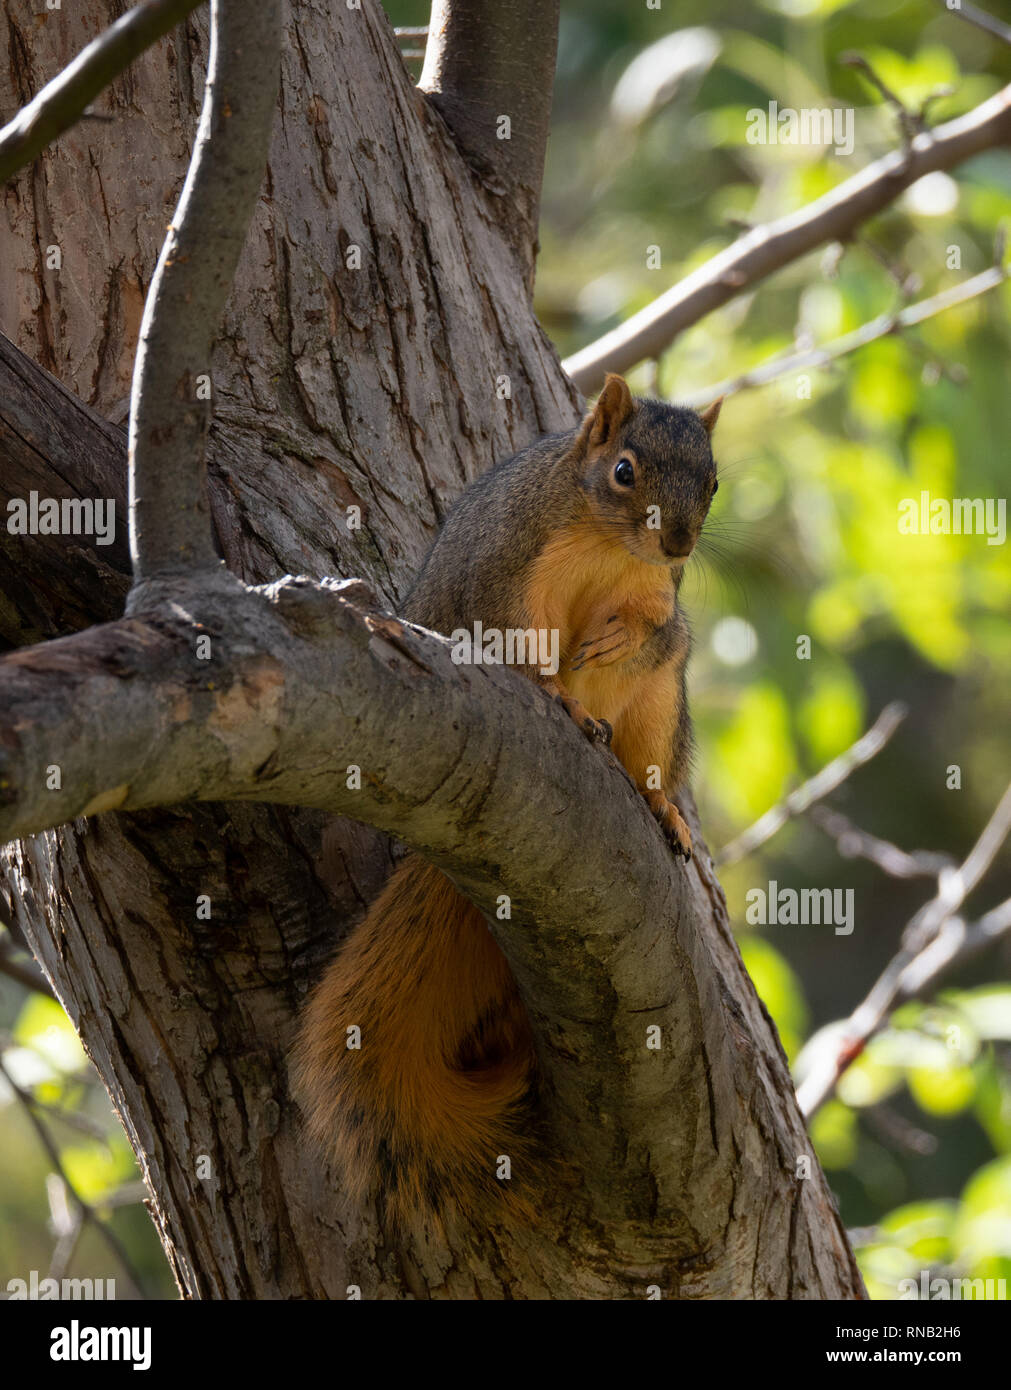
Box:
[0,2,863,1298]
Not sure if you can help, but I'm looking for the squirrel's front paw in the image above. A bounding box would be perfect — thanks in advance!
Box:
[554,692,612,745]
[645,789,692,861]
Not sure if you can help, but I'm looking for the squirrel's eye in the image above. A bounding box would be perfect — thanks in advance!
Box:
[614,458,635,487]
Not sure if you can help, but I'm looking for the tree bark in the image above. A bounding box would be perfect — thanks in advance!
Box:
[0,2,863,1298]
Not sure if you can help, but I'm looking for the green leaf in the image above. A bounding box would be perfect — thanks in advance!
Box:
[809,1098,857,1169]
[60,1137,136,1206]
[713,683,797,820]
[11,994,87,1078]
[879,1199,956,1260]
[797,665,864,763]
[951,1155,1011,1271]
[973,1058,1011,1153]
[944,986,1011,1042]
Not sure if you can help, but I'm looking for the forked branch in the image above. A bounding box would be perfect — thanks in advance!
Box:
[419,0,560,277]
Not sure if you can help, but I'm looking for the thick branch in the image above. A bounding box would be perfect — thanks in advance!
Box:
[0,573,862,1292]
[0,576,675,947]
[128,0,281,579]
[0,332,129,646]
[419,0,560,277]
[563,84,1011,393]
[0,574,693,1188]
[0,0,205,185]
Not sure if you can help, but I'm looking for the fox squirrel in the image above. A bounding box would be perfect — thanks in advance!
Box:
[292,374,722,1226]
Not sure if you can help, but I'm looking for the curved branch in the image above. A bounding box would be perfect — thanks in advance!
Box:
[0,574,862,1294]
[0,579,674,935]
[419,0,560,279]
[563,83,1011,393]
[0,0,206,186]
[128,0,281,580]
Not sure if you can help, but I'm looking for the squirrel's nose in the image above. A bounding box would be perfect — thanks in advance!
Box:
[661,527,694,558]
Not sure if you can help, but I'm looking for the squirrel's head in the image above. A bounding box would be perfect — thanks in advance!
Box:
[575,374,721,568]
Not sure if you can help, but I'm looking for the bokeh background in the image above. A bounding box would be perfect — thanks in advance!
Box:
[2,0,1009,1299]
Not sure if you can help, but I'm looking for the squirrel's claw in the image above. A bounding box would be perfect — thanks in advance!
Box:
[645,789,693,863]
[554,693,612,745]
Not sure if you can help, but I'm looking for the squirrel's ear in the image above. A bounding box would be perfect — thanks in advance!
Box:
[582,373,634,451]
[699,396,723,435]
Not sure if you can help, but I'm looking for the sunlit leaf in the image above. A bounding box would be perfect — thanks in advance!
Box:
[12,995,87,1077]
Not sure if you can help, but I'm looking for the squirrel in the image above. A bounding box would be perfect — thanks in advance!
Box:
[291,374,722,1227]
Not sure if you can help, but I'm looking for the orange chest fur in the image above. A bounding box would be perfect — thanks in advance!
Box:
[523,523,677,704]
[523,523,674,646]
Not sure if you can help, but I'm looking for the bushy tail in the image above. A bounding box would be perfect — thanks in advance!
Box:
[291,855,538,1225]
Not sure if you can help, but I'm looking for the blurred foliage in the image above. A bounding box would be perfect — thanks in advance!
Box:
[3,0,1010,1299]
[0,976,176,1298]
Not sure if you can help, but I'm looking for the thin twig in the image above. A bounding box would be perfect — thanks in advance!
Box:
[797,781,1011,1118]
[898,894,1011,997]
[865,1103,938,1156]
[128,0,282,579]
[679,264,1007,408]
[841,52,922,148]
[47,1175,84,1284]
[0,938,54,997]
[29,1093,116,1144]
[0,0,206,185]
[563,83,1011,392]
[0,1052,148,1297]
[715,703,908,866]
[939,0,1011,47]
[858,234,919,295]
[808,805,955,881]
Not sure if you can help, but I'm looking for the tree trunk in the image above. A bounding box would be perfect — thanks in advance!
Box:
[0,1,864,1298]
